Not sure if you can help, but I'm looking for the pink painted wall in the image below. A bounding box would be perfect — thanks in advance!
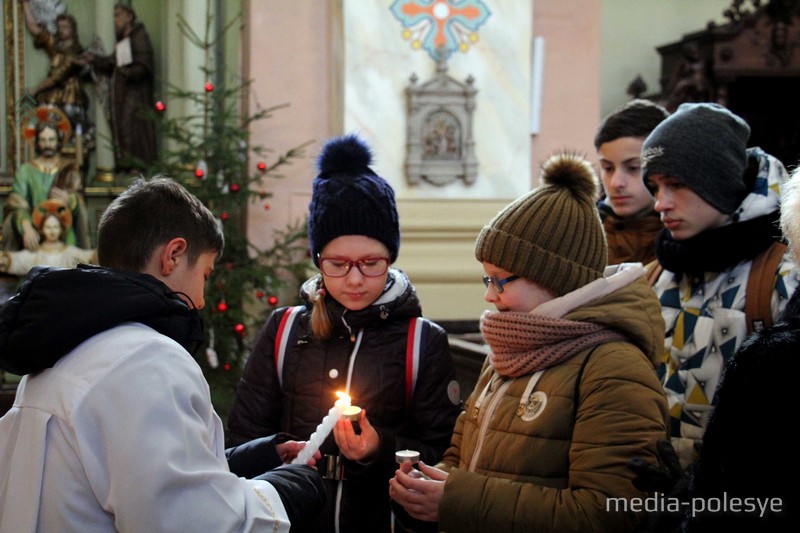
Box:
[243,1,336,252]
[531,0,601,185]
[243,0,601,250]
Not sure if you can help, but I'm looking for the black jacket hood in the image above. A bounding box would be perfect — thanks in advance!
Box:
[0,265,204,375]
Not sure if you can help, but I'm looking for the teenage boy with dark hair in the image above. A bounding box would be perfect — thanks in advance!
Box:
[640,103,798,472]
[594,99,669,265]
[0,177,324,532]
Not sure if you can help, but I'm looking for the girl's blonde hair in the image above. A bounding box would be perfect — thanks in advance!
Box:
[309,282,333,340]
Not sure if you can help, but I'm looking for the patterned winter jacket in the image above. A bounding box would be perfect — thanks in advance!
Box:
[652,147,799,470]
[438,264,669,532]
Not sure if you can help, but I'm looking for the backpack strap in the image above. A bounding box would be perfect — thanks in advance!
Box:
[272,308,428,404]
[405,317,428,408]
[745,240,788,334]
[274,306,304,388]
[644,242,786,334]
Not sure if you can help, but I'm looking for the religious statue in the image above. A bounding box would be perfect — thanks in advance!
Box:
[2,115,89,252]
[19,0,95,150]
[79,3,158,174]
[0,199,96,276]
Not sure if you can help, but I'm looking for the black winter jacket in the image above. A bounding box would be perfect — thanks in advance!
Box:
[226,269,462,533]
[0,265,204,375]
[684,286,799,531]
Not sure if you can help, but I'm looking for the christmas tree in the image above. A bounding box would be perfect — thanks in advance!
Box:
[148,5,312,415]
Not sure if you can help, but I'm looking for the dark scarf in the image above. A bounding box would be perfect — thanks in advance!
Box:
[655,211,781,276]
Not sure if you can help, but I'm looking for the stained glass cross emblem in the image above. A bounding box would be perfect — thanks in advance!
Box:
[390,0,491,61]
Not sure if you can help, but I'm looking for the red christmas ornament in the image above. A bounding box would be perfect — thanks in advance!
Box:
[220,212,229,221]
[234,323,246,337]
[258,190,268,199]
[194,167,204,179]
[255,290,264,299]
[263,203,271,211]
[257,161,267,172]
[267,295,279,306]
[154,101,166,113]
[223,362,231,371]
[230,183,240,193]
[216,300,228,313]
[205,81,214,92]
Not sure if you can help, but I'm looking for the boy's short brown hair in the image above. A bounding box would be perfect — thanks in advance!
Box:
[97,176,223,270]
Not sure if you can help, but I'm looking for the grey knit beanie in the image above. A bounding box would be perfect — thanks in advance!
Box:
[475,152,607,296]
[641,102,750,214]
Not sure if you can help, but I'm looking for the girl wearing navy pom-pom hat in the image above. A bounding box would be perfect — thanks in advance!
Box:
[227,134,462,532]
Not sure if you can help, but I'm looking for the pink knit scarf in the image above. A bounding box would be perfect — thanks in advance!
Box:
[480,311,629,378]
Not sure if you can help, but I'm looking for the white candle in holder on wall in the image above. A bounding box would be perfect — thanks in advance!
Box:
[292,391,351,465]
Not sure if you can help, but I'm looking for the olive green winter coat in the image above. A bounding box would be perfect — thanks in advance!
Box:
[438,273,669,533]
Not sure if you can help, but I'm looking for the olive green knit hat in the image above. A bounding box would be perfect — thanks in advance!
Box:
[475,152,607,296]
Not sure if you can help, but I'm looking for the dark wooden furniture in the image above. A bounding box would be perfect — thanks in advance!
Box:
[656,0,800,167]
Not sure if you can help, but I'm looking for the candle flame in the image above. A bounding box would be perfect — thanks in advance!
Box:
[335,391,351,406]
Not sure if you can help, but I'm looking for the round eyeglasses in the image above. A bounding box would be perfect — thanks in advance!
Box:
[482,274,520,293]
[319,256,390,278]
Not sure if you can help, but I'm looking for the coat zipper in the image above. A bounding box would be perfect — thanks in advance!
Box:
[468,376,512,472]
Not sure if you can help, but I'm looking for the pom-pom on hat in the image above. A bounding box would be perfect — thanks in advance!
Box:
[308,134,400,266]
[475,152,607,296]
[641,102,750,214]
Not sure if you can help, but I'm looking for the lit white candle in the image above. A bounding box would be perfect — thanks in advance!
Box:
[292,391,350,465]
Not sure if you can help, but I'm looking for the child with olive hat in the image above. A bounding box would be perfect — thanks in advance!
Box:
[227,134,461,533]
[640,102,798,472]
[390,152,669,532]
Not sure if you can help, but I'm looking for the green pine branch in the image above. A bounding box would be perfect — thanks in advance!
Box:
[150,3,313,383]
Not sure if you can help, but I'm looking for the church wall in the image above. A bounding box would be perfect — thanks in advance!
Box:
[0,1,730,321]
[244,0,601,321]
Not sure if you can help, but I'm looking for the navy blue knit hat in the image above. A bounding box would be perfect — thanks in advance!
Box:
[308,134,400,266]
